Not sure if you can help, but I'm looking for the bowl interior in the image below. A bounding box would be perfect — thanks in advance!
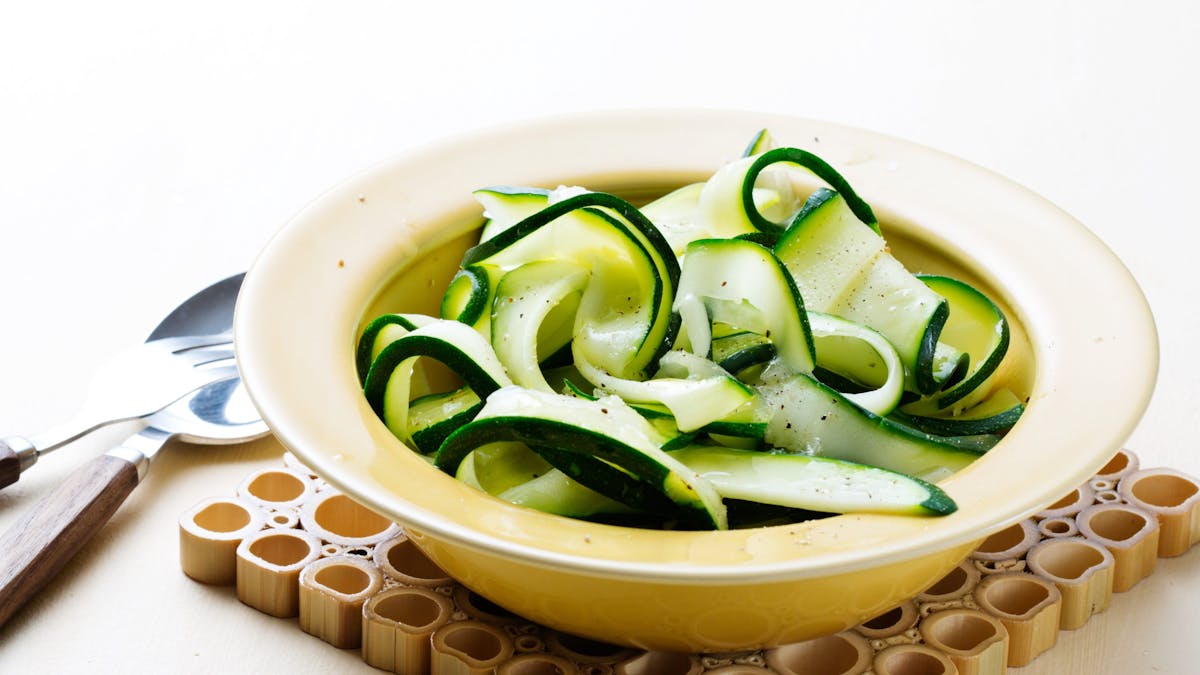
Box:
[236,109,1155,584]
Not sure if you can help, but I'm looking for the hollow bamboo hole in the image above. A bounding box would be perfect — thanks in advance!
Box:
[925,566,967,596]
[248,532,313,567]
[247,471,306,502]
[313,494,392,538]
[443,623,505,661]
[374,591,442,629]
[514,634,544,652]
[386,538,447,581]
[983,576,1050,616]
[1097,451,1132,477]
[1130,473,1198,508]
[1040,518,1075,536]
[977,522,1025,554]
[313,563,370,595]
[1034,540,1105,580]
[1088,508,1148,542]
[1046,488,1084,512]
[768,633,864,674]
[874,647,951,675]
[193,501,252,533]
[924,612,998,652]
[862,606,904,631]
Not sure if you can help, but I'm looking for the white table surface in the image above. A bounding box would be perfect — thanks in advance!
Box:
[2,2,1198,673]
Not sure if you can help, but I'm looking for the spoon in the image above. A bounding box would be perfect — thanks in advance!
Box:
[0,273,269,627]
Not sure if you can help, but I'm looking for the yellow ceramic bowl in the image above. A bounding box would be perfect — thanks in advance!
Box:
[236,110,1156,652]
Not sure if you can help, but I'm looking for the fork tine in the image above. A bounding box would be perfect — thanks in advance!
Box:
[152,332,234,354]
[176,346,237,368]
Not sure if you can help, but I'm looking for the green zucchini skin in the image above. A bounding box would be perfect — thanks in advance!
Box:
[355,313,431,383]
[918,274,1012,411]
[669,445,958,516]
[362,321,512,443]
[742,147,878,235]
[407,388,483,455]
[461,191,679,380]
[435,416,721,529]
[890,404,1024,437]
[760,373,994,483]
[675,237,816,375]
[440,264,501,334]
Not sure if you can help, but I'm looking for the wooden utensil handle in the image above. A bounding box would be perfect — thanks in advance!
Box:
[0,439,20,490]
[0,454,138,627]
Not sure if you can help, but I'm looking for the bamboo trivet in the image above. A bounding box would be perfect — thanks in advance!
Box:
[179,448,1200,674]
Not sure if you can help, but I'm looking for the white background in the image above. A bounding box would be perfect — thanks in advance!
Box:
[1,2,1198,673]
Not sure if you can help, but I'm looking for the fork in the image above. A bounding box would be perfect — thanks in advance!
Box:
[0,333,238,490]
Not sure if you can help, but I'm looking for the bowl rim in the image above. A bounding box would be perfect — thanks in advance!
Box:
[236,108,1157,583]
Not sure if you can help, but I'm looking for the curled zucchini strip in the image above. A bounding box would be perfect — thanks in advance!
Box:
[808,312,905,416]
[436,387,728,529]
[473,186,551,243]
[910,274,1012,412]
[462,192,678,380]
[674,237,815,375]
[892,388,1025,437]
[490,260,589,392]
[669,445,956,516]
[573,349,755,433]
[774,187,949,395]
[363,319,513,445]
[440,264,503,336]
[355,313,437,383]
[759,373,994,483]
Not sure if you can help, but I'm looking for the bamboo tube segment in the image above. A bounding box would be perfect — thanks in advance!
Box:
[1118,468,1200,557]
[375,534,454,587]
[970,519,1039,562]
[237,467,315,510]
[300,490,402,547]
[972,572,1060,667]
[1036,517,1078,539]
[1035,484,1094,520]
[264,508,300,530]
[855,600,918,640]
[1094,448,1139,483]
[298,555,384,648]
[919,609,1007,675]
[1025,537,1113,630]
[513,633,547,655]
[765,631,872,675]
[616,651,704,675]
[918,561,981,604]
[431,620,515,675]
[498,653,579,675]
[872,644,958,675]
[1075,503,1160,592]
[179,496,264,586]
[362,586,454,674]
[235,528,322,617]
[704,667,774,674]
